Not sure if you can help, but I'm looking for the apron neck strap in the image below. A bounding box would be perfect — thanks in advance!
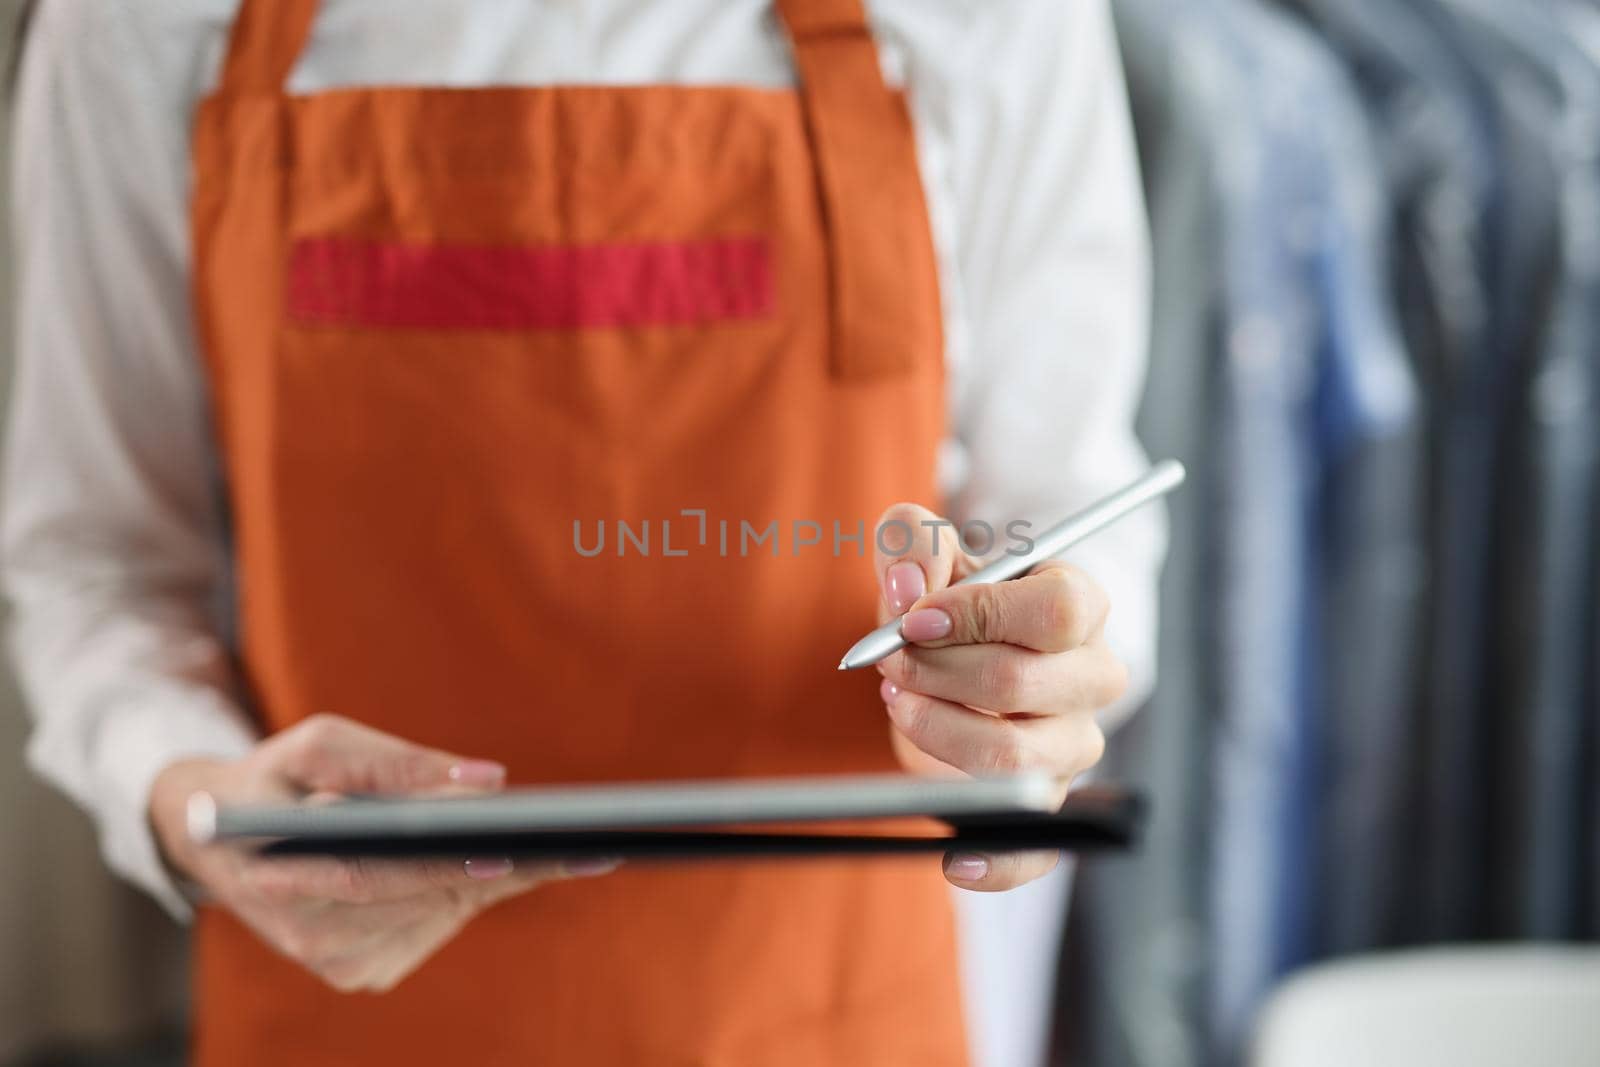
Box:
[773,0,872,39]
[216,0,320,96]
[773,0,932,379]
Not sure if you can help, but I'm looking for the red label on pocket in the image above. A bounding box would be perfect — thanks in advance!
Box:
[287,236,774,329]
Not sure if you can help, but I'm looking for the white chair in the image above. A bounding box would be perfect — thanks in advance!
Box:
[1250,945,1600,1067]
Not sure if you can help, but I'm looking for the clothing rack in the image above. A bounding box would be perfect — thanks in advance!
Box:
[1061,2,1600,1065]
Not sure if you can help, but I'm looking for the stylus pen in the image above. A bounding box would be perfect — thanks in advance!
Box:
[837,459,1187,671]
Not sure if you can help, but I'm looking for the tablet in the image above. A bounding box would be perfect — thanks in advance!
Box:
[195,772,1060,842]
[193,773,1146,859]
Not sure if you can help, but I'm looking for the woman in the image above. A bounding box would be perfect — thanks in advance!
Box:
[5,1,1161,1064]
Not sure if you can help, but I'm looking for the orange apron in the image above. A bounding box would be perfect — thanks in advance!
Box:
[189,0,962,1063]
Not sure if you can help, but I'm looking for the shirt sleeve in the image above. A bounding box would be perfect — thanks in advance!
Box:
[3,0,257,920]
[936,0,1164,731]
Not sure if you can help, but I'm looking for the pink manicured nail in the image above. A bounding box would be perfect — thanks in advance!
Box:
[945,853,990,881]
[901,608,953,643]
[884,561,926,616]
[448,760,507,787]
[464,857,513,880]
[879,678,902,704]
[563,856,623,877]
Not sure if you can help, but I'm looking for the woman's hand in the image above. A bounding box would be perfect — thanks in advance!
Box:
[871,504,1129,893]
[148,714,618,993]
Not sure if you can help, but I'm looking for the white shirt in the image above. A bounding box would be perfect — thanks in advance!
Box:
[6,2,1158,1064]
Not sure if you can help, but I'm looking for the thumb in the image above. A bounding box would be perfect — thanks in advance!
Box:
[263,714,507,797]
[873,503,972,622]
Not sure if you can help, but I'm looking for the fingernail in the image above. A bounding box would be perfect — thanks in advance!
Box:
[563,856,623,877]
[879,678,902,704]
[464,857,513,880]
[885,561,926,616]
[945,853,990,882]
[448,760,507,787]
[901,608,953,643]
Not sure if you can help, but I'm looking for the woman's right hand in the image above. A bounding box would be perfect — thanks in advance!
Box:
[148,714,618,993]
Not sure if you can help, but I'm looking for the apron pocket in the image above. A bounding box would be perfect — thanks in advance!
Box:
[287,235,775,331]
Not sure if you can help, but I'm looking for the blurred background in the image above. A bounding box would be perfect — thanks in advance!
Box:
[1063,1,1599,1064]
[0,1,1596,1066]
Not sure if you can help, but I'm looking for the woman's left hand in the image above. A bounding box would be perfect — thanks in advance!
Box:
[871,503,1129,893]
